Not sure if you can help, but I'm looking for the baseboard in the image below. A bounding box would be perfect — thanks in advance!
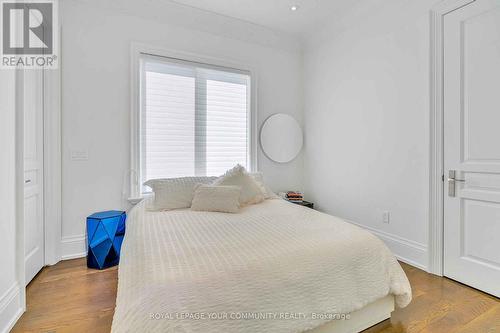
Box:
[346,220,428,271]
[61,235,87,260]
[0,282,23,333]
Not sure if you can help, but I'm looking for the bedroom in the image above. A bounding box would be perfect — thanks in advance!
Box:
[0,0,499,332]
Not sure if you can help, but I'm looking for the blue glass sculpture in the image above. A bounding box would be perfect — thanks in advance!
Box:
[86,210,126,269]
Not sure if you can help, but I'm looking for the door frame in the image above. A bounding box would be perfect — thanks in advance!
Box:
[42,46,62,266]
[15,35,62,277]
[428,0,476,275]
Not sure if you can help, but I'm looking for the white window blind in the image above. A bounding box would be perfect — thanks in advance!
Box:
[140,54,251,191]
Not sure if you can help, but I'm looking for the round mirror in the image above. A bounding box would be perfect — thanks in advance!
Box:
[260,114,303,163]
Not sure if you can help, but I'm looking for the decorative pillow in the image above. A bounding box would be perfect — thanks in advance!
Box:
[213,165,265,205]
[191,185,241,213]
[249,172,279,200]
[144,176,217,211]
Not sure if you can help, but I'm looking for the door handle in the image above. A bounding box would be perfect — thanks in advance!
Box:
[448,170,465,197]
[25,179,32,184]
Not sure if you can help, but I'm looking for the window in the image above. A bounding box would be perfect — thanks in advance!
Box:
[134,53,253,195]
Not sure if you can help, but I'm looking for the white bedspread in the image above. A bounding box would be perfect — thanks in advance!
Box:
[111,199,411,333]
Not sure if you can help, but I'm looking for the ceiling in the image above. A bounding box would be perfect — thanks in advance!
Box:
[168,0,365,38]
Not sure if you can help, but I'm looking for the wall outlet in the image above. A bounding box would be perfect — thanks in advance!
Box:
[382,211,390,224]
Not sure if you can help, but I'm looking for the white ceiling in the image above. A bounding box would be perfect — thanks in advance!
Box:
[169,0,365,38]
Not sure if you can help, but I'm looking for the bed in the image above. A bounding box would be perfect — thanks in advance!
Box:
[111,198,411,333]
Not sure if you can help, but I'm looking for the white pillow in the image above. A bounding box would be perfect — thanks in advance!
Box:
[191,185,241,213]
[144,176,217,211]
[249,172,279,200]
[213,165,265,205]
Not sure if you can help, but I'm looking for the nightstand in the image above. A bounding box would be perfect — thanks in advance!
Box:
[289,200,314,209]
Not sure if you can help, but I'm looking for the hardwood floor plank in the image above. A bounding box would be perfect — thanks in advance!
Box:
[454,305,500,333]
[11,259,500,333]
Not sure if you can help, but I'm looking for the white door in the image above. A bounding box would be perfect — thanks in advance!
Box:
[24,69,45,285]
[443,0,500,297]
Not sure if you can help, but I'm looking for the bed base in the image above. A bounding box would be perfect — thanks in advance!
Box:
[307,295,394,333]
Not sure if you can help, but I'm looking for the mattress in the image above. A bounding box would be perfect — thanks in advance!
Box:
[111,199,411,333]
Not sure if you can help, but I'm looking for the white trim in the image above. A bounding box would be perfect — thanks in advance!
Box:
[14,68,26,312]
[346,220,428,271]
[428,0,476,276]
[129,42,258,202]
[130,45,141,201]
[61,235,87,260]
[43,26,62,265]
[0,283,22,333]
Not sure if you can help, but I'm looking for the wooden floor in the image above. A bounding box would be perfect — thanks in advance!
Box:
[12,259,500,333]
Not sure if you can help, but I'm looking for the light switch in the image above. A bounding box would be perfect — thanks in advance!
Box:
[70,149,89,161]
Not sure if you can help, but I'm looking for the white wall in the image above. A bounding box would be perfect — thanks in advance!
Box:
[60,0,304,258]
[0,71,23,332]
[303,0,440,270]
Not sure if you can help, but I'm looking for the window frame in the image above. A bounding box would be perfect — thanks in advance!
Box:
[129,43,258,202]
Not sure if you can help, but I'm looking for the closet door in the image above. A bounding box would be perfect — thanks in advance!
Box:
[443,0,500,297]
[24,69,45,285]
